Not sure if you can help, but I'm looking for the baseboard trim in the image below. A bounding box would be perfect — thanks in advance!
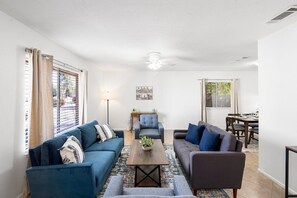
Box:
[258,168,297,194]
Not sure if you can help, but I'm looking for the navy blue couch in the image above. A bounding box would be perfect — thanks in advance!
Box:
[26,120,124,198]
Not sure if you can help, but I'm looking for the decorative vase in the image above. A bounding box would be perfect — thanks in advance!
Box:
[142,145,152,151]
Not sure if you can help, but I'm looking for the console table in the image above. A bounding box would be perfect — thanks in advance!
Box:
[285,146,297,198]
[130,112,157,131]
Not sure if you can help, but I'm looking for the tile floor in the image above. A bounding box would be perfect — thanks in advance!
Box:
[123,130,284,198]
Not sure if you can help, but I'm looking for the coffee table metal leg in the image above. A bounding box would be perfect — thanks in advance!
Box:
[134,165,161,187]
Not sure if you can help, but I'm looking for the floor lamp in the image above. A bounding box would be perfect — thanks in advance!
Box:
[105,91,110,125]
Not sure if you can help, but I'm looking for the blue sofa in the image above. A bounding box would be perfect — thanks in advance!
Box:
[26,120,124,198]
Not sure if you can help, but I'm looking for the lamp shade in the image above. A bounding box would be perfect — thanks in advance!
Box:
[103,91,111,100]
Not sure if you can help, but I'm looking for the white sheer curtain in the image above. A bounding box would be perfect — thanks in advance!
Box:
[200,79,207,122]
[79,69,88,124]
[231,79,239,114]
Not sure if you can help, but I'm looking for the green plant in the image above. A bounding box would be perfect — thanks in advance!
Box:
[140,136,153,147]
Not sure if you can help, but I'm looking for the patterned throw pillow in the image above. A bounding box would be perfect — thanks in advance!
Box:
[59,136,84,164]
[101,124,117,139]
[95,124,107,142]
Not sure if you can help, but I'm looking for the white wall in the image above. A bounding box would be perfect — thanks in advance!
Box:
[258,21,297,192]
[0,11,94,198]
[87,70,258,130]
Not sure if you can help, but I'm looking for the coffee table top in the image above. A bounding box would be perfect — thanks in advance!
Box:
[126,139,169,166]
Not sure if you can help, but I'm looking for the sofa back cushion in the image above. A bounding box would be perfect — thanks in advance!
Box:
[29,144,42,166]
[64,128,82,143]
[41,134,68,165]
[198,121,237,151]
[140,115,158,129]
[78,120,98,150]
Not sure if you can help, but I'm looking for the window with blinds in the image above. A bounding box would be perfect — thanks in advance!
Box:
[53,67,79,135]
[24,52,32,154]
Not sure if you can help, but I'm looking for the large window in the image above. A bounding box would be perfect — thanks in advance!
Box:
[206,81,231,107]
[52,67,79,135]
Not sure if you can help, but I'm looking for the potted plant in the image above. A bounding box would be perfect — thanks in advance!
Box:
[140,136,154,151]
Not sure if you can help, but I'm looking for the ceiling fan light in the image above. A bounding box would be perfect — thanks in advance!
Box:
[148,62,162,70]
[147,52,162,70]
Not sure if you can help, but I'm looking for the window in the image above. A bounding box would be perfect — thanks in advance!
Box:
[206,81,231,107]
[24,52,32,153]
[52,66,79,135]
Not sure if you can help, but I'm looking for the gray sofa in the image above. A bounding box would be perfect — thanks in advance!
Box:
[103,175,196,198]
[173,121,246,198]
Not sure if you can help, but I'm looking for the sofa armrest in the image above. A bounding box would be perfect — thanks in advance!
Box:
[189,151,246,189]
[173,130,187,139]
[114,130,124,138]
[158,122,164,143]
[26,162,97,198]
[173,175,193,196]
[103,176,123,198]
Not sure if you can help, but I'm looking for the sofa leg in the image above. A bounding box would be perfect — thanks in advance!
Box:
[233,188,237,198]
[193,189,197,196]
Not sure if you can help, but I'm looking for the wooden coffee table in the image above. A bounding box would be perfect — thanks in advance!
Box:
[126,139,169,187]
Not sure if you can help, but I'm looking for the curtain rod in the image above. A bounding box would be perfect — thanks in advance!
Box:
[197,78,238,81]
[25,48,83,72]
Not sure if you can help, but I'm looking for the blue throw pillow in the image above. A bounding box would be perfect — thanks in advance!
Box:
[185,123,205,145]
[199,128,220,151]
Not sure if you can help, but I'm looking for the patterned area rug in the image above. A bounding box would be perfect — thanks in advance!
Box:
[98,145,229,198]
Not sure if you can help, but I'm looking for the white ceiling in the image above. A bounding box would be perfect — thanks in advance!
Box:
[1,0,297,71]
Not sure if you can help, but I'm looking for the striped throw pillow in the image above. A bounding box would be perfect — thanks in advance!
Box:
[59,136,84,164]
[95,124,107,142]
[101,124,117,139]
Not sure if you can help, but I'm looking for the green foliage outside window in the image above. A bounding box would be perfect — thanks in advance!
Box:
[206,82,231,107]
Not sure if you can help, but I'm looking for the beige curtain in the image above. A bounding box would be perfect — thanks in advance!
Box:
[79,69,88,124]
[29,49,54,146]
[231,79,239,114]
[200,79,207,122]
[22,48,54,197]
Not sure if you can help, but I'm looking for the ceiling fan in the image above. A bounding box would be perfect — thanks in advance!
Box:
[146,52,163,70]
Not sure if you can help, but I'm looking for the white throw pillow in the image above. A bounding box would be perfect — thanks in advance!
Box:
[59,136,84,164]
[95,124,107,142]
[101,124,117,139]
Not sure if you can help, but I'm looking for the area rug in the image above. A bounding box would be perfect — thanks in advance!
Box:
[98,145,229,198]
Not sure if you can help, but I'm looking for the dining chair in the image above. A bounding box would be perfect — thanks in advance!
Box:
[226,114,245,140]
[248,127,259,143]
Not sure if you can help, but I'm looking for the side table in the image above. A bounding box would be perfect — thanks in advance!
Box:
[285,146,297,198]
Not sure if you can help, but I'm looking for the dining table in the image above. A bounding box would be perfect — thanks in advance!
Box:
[227,115,259,148]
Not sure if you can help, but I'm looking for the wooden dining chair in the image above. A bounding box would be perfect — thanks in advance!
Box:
[249,127,259,143]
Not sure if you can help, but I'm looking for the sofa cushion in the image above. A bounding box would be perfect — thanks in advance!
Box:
[78,120,98,150]
[84,151,115,188]
[41,134,68,165]
[123,188,174,196]
[64,128,82,144]
[85,138,124,158]
[29,144,42,166]
[198,121,237,151]
[199,128,220,151]
[185,123,204,145]
[173,139,199,176]
[140,115,158,129]
[139,129,160,139]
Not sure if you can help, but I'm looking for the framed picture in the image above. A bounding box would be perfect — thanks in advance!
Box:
[136,86,153,100]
